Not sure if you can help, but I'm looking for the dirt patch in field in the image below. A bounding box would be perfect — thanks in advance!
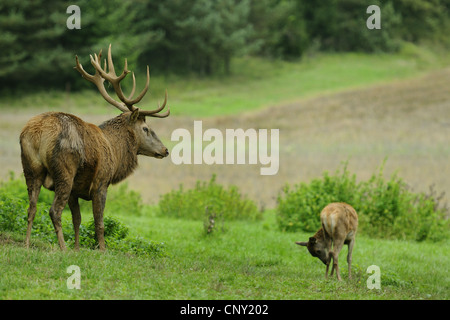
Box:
[1,68,449,209]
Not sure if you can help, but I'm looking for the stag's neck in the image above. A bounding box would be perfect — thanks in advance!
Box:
[99,118,138,184]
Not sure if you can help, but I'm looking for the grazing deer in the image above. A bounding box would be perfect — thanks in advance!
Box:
[296,202,358,280]
[20,45,170,251]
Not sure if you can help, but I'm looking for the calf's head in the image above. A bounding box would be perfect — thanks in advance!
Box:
[296,232,329,265]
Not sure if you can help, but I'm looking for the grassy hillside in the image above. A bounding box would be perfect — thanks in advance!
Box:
[0,174,448,300]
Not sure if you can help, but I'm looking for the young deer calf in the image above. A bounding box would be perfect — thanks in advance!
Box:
[296,202,358,280]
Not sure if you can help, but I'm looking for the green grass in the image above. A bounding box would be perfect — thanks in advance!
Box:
[1,207,448,299]
[2,44,448,118]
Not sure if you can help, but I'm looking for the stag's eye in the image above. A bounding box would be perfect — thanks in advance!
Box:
[143,127,149,134]
[316,250,321,255]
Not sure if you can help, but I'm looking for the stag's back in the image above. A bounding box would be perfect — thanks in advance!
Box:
[21,112,85,165]
[20,112,109,188]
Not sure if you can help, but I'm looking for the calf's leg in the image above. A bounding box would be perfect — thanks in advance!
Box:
[347,238,356,279]
[331,239,345,281]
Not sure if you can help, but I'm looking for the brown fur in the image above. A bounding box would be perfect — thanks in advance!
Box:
[296,202,358,280]
[20,110,168,250]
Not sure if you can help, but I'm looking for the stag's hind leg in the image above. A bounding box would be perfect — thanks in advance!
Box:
[49,191,71,251]
[24,174,45,248]
[21,154,46,248]
[48,163,77,251]
[68,195,81,251]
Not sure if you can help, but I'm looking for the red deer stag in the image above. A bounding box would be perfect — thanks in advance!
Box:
[296,202,358,280]
[20,44,170,251]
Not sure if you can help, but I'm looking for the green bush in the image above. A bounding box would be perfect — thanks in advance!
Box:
[78,183,144,217]
[159,174,261,221]
[1,173,144,217]
[276,162,449,242]
[0,194,29,234]
[0,175,164,256]
[0,190,55,243]
[70,216,166,257]
[276,163,361,233]
[111,236,166,257]
[67,216,129,250]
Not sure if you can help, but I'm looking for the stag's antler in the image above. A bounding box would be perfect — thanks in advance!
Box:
[74,44,169,118]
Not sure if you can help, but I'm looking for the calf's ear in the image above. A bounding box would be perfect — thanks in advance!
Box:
[295,241,308,246]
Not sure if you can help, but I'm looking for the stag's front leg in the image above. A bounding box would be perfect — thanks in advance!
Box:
[92,188,107,251]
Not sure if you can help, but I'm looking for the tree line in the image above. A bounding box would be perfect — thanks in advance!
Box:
[0,0,449,90]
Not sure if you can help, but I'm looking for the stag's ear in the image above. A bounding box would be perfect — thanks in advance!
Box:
[295,241,308,247]
[129,108,140,123]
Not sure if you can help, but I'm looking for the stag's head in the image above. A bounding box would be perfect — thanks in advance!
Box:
[75,44,170,159]
[131,110,169,159]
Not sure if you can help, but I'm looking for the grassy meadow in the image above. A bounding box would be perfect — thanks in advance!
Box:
[1,47,449,300]
[1,207,449,300]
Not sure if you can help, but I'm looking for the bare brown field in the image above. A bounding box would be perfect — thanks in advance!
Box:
[1,68,449,209]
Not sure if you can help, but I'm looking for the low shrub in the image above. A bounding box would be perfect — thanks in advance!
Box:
[158,174,261,221]
[0,175,164,256]
[0,194,29,234]
[66,216,129,250]
[1,173,145,217]
[203,206,226,236]
[276,164,359,233]
[71,216,166,257]
[276,162,449,242]
[0,191,55,243]
[111,236,166,257]
[79,183,144,217]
